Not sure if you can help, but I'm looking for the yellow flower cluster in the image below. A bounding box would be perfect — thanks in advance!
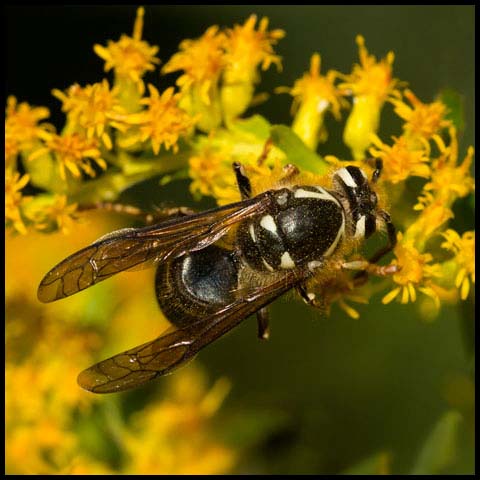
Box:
[163,15,284,130]
[339,35,402,160]
[93,6,160,96]
[378,122,475,314]
[6,226,236,475]
[4,8,198,236]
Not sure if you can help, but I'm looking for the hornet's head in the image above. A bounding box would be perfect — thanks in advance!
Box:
[332,165,379,240]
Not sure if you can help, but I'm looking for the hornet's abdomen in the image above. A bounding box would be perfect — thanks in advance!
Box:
[239,186,345,271]
[155,244,239,328]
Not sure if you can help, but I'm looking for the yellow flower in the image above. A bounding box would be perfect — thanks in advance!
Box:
[5,96,52,165]
[163,25,226,103]
[221,15,284,121]
[121,367,235,475]
[424,127,475,203]
[369,134,430,183]
[116,85,196,154]
[29,132,107,180]
[441,229,475,300]
[340,35,402,160]
[5,170,30,234]
[189,146,230,200]
[52,80,127,149]
[411,191,454,244]
[340,35,400,101]
[224,15,284,83]
[390,89,451,142]
[23,194,78,234]
[279,53,346,150]
[309,272,369,320]
[93,7,160,95]
[163,25,226,131]
[382,233,441,307]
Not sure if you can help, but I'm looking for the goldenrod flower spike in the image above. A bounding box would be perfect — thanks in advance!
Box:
[281,53,346,150]
[221,15,285,123]
[93,7,160,97]
[340,35,402,160]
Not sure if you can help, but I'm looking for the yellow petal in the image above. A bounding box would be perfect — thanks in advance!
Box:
[460,278,470,300]
[382,287,400,304]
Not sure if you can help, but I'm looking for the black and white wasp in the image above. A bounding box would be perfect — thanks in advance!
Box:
[38,159,397,393]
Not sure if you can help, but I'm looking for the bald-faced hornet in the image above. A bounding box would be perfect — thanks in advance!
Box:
[38,159,397,393]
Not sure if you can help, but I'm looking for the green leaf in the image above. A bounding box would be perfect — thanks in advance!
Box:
[342,452,391,475]
[233,114,272,140]
[438,89,465,133]
[270,125,329,174]
[410,410,462,474]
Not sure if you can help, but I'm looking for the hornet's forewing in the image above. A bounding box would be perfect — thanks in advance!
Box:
[38,193,273,303]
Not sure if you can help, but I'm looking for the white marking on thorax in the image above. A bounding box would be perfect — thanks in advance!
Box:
[337,168,358,188]
[249,223,256,242]
[323,212,345,257]
[260,214,278,234]
[354,215,366,239]
[262,258,274,272]
[280,251,296,269]
[294,186,341,207]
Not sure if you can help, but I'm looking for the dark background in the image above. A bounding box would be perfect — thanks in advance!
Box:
[5,5,475,474]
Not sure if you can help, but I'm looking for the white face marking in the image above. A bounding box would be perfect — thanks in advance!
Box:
[249,223,256,242]
[262,258,274,272]
[355,215,366,239]
[307,292,316,301]
[308,260,323,271]
[260,215,278,234]
[323,212,345,257]
[337,168,358,188]
[276,192,288,205]
[280,251,296,269]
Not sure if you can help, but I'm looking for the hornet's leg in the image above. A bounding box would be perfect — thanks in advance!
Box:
[232,162,271,339]
[257,137,274,166]
[232,162,252,200]
[352,210,398,282]
[78,202,195,225]
[279,164,300,184]
[296,282,317,306]
[256,307,270,340]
